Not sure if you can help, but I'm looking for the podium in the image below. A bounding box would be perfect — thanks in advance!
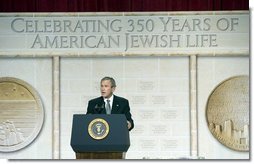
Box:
[70,114,130,159]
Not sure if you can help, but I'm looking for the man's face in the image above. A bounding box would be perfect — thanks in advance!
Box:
[100,80,115,98]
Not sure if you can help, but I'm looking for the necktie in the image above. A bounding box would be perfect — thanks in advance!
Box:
[105,99,111,114]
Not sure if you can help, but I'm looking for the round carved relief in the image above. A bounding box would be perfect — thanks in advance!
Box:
[206,75,249,151]
[0,77,44,152]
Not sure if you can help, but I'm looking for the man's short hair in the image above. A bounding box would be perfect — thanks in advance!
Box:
[101,77,116,88]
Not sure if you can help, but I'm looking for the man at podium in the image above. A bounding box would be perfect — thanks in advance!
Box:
[86,77,134,131]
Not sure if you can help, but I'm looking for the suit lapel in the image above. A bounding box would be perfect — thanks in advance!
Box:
[98,96,106,114]
[111,96,120,114]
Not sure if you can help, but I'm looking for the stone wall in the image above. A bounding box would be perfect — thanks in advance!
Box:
[0,11,250,159]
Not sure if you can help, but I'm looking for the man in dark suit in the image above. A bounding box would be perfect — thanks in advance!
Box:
[86,77,134,131]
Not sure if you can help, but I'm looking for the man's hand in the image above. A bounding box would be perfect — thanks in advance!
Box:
[127,121,131,130]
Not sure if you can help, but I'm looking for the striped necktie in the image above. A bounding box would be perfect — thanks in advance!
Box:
[105,99,111,114]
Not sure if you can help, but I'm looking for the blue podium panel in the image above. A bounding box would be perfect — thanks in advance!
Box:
[71,114,130,153]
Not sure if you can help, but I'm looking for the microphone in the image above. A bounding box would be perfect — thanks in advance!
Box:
[94,103,104,114]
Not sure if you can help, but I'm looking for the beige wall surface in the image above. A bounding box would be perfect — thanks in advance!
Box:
[0,11,250,159]
[197,56,249,159]
[60,57,190,159]
[0,11,249,56]
[0,58,52,159]
[0,55,249,159]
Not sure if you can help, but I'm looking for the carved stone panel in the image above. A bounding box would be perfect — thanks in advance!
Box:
[0,77,44,152]
[206,76,249,151]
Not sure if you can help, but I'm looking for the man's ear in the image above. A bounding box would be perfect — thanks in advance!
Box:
[112,87,116,92]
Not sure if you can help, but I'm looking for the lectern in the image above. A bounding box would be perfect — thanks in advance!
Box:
[70,114,130,159]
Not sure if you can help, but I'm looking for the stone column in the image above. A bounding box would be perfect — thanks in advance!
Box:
[190,55,198,157]
[53,56,60,159]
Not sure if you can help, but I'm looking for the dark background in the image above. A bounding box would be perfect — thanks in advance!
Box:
[0,0,248,12]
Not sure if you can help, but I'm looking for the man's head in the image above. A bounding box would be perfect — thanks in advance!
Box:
[100,77,116,99]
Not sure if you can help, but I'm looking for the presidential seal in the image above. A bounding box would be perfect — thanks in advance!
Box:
[88,118,109,140]
[0,77,44,152]
[206,76,249,151]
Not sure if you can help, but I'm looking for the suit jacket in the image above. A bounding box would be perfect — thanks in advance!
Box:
[86,95,134,131]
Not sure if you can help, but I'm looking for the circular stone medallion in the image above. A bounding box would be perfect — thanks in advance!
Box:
[0,77,44,152]
[206,76,249,151]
